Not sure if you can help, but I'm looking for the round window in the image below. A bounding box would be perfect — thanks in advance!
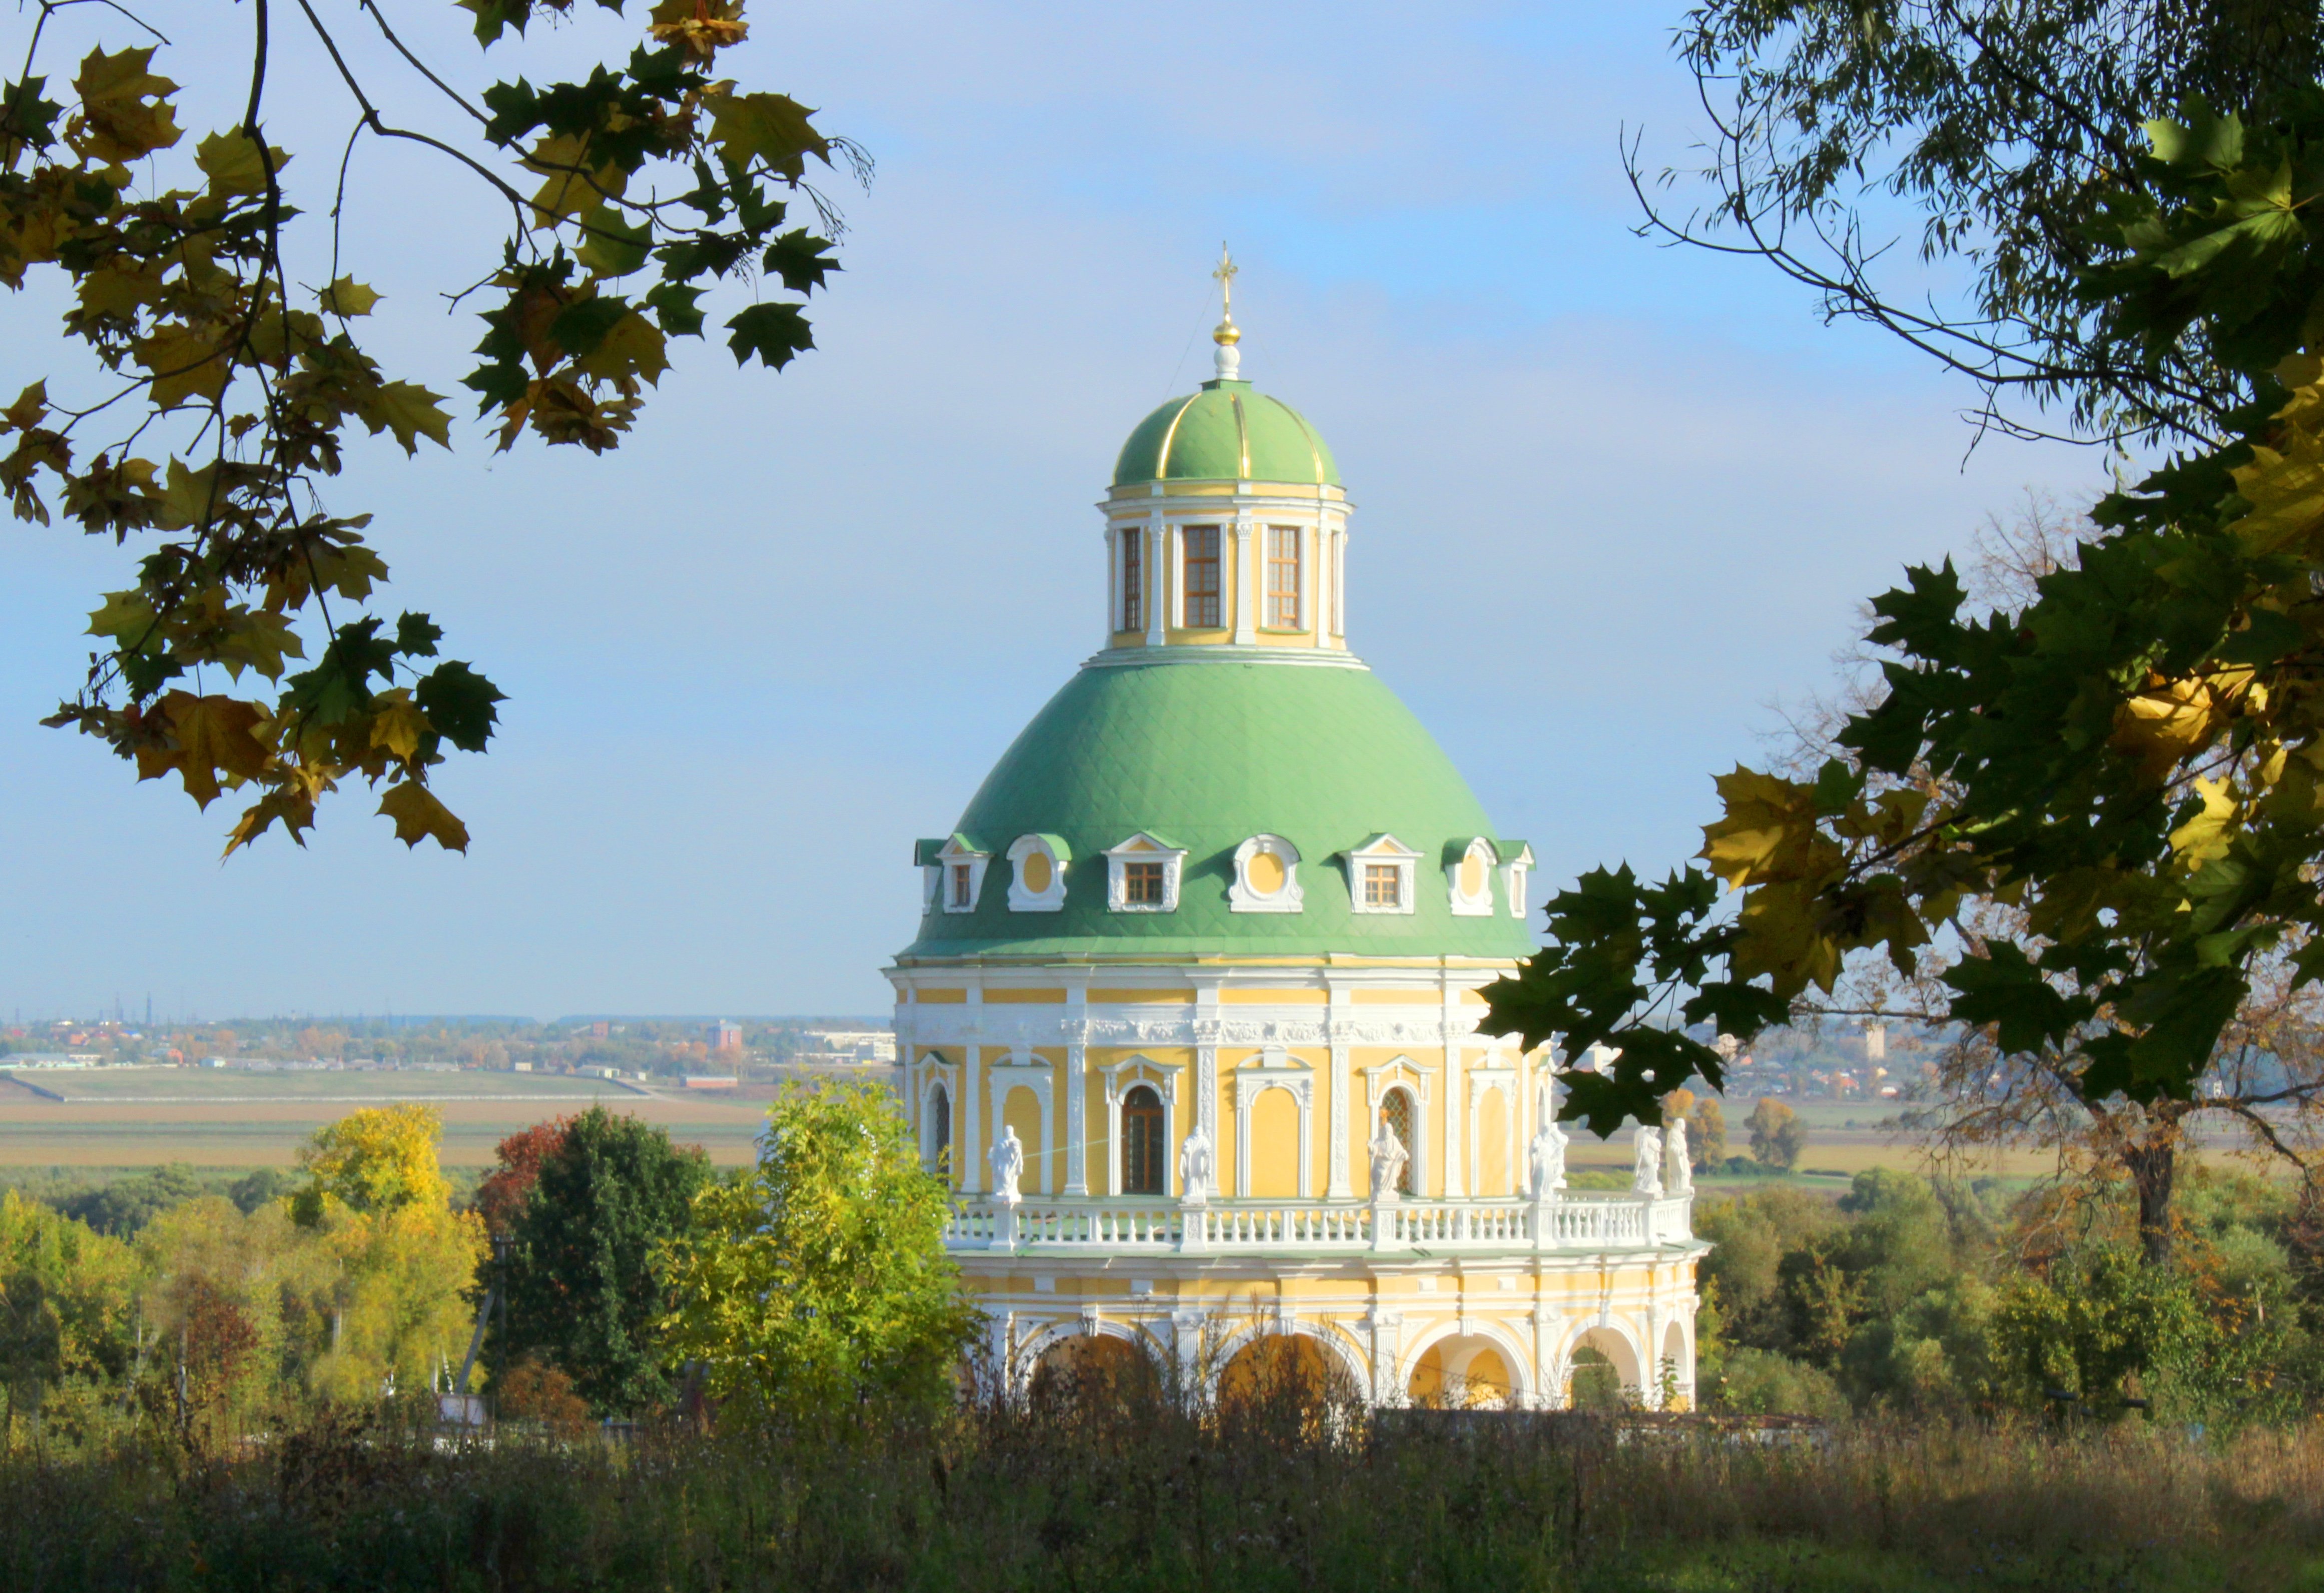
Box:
[1022,852,1053,894]
[1246,849,1285,896]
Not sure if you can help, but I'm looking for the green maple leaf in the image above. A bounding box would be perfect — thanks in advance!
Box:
[726,302,813,371]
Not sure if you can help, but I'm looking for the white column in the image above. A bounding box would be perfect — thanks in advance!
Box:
[1305,522,1321,645]
[964,1045,984,1193]
[1106,524,1120,638]
[1064,1043,1088,1196]
[1441,1057,1465,1199]
[1144,511,1165,646]
[1232,514,1257,644]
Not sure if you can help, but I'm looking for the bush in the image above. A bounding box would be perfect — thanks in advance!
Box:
[1705,1345,1850,1417]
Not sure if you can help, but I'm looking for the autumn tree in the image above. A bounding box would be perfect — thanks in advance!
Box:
[1486,73,2324,1275]
[1746,1100,1807,1172]
[498,1106,706,1414]
[0,0,854,851]
[660,1081,974,1425]
[476,1114,572,1236]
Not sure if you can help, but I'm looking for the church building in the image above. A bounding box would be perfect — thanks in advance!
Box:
[888,263,1704,1407]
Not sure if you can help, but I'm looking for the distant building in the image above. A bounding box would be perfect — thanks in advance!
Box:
[683,1075,739,1090]
[804,1029,896,1064]
[591,1020,611,1039]
[1863,1024,1887,1062]
[712,1021,744,1051]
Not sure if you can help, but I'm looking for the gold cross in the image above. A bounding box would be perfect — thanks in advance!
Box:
[1213,243,1237,319]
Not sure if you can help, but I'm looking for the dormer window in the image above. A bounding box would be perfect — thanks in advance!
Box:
[922,834,991,915]
[1344,834,1419,916]
[1497,841,1534,920]
[1006,834,1070,912]
[1446,838,1498,917]
[1105,833,1188,913]
[1229,834,1303,913]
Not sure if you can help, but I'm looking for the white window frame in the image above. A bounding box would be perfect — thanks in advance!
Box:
[1447,837,1498,917]
[1232,1047,1316,1200]
[1005,833,1070,913]
[935,835,991,915]
[986,1049,1054,1196]
[1498,842,1535,920]
[1105,833,1188,913]
[1100,1055,1184,1197]
[1345,833,1419,916]
[1228,834,1304,913]
[917,1057,959,1178]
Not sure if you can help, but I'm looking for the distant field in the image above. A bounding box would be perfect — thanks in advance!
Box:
[0,1065,892,1168]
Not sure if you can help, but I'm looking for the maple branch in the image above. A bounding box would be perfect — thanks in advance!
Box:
[353,0,487,126]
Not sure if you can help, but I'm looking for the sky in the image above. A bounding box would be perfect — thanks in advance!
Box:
[0,2,2098,1022]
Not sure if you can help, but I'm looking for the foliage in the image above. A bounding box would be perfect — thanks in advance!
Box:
[659,1080,974,1423]
[1490,94,2324,1160]
[1657,1,2322,442]
[290,1103,452,1225]
[475,1115,571,1236]
[1689,1096,1728,1168]
[0,0,851,851]
[0,1191,137,1417]
[47,1161,203,1235]
[1745,1097,1808,1170]
[498,1106,706,1415]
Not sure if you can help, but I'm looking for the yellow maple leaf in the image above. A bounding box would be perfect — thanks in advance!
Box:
[355,380,453,453]
[2168,776,2240,868]
[377,780,469,852]
[161,690,273,809]
[524,133,626,226]
[2226,423,2324,557]
[194,130,288,196]
[70,47,182,163]
[1699,766,1836,889]
[577,312,670,387]
[651,0,750,61]
[317,276,381,316]
[138,323,230,411]
[368,691,429,760]
[2110,673,2225,780]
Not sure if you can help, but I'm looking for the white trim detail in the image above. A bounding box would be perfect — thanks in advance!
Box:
[1465,1064,1518,1199]
[1361,1055,1432,1197]
[935,835,991,916]
[1232,1047,1316,1199]
[1345,833,1419,916]
[1228,834,1304,913]
[986,1050,1055,1197]
[1448,838,1498,918]
[1498,842,1535,920]
[1099,1054,1185,1197]
[1105,833,1188,914]
[1005,834,1070,913]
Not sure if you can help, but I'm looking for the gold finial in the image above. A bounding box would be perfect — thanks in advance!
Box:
[1212,242,1241,346]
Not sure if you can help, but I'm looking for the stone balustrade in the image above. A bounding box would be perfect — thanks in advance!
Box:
[943,1190,1694,1256]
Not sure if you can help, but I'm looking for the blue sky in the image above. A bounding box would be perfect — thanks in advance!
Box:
[0,2,2095,1021]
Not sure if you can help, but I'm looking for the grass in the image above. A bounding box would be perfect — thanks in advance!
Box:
[10,1388,2324,1591]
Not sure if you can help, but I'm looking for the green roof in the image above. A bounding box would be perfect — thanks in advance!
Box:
[1112,381,1340,488]
[897,655,1534,961]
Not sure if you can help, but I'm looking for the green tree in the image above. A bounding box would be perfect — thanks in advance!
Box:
[660,1081,975,1424]
[1746,1098,1807,1171]
[1653,1,2322,442]
[0,0,853,851]
[500,1106,708,1415]
[0,1191,138,1428]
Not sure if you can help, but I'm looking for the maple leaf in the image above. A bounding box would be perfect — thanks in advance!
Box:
[318,277,381,317]
[69,47,181,163]
[577,312,670,387]
[355,381,454,453]
[2,382,47,433]
[727,302,813,370]
[368,689,430,761]
[378,779,470,852]
[649,0,749,61]
[194,129,286,196]
[705,90,827,182]
[138,324,231,411]
[159,690,272,808]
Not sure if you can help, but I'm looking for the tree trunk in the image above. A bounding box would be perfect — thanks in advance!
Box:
[2123,1139,2176,1268]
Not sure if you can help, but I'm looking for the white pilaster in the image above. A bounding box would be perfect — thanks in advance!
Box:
[1232,514,1257,644]
[1064,1044,1088,1196]
[1327,1042,1352,1199]
[1144,510,1165,646]
[964,1044,984,1193]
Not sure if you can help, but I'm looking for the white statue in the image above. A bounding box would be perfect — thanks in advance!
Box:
[1177,1121,1213,1203]
[1528,1113,1568,1201]
[1632,1125,1664,1196]
[989,1124,1025,1204]
[1368,1121,1409,1201]
[1664,1116,1692,1195]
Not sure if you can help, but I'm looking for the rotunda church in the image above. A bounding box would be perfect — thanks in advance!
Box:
[888,275,1704,1408]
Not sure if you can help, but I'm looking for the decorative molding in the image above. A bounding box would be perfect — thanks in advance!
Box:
[1104,832,1189,914]
[985,1052,1054,1198]
[1343,833,1419,916]
[1446,837,1498,918]
[1327,1044,1352,1199]
[1099,1053,1184,1197]
[1005,834,1070,913]
[1466,1065,1517,1200]
[1498,842,1535,921]
[934,835,990,915]
[1063,1045,1088,1196]
[1228,834,1304,913]
[1231,1048,1316,1198]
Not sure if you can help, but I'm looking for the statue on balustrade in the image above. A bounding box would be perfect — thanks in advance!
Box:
[989,1124,1025,1204]
[1631,1125,1663,1196]
[1664,1115,1692,1195]
[1178,1120,1213,1204]
[1367,1121,1408,1202]
[1527,1083,1568,1201]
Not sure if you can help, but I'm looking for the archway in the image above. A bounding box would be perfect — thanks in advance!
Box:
[1377,1087,1417,1196]
[1566,1326,1640,1410]
[1407,1333,1517,1408]
[1661,1319,1691,1410]
[925,1081,953,1177]
[1216,1329,1362,1427]
[1028,1331,1165,1419]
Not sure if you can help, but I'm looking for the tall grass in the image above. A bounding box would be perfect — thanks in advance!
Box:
[7,1388,2324,1590]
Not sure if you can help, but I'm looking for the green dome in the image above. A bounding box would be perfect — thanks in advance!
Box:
[1112,380,1340,488]
[898,656,1531,961]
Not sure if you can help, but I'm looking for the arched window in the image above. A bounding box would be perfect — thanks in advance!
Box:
[1122,1085,1166,1195]
[927,1082,952,1176]
[1380,1088,1417,1196]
